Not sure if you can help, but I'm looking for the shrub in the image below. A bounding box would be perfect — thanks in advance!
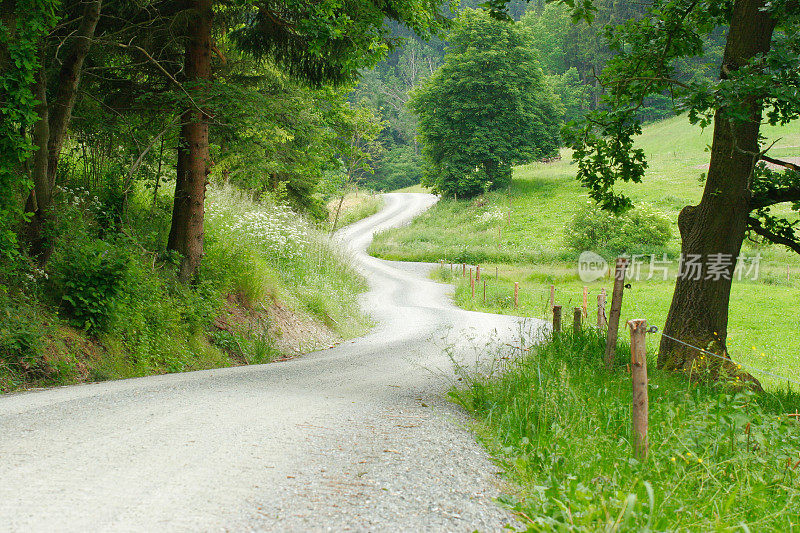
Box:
[0,311,48,377]
[565,201,672,256]
[50,239,128,333]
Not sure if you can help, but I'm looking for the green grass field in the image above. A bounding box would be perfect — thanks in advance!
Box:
[373,115,800,390]
[450,329,800,530]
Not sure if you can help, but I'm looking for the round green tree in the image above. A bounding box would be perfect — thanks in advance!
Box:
[409,8,563,198]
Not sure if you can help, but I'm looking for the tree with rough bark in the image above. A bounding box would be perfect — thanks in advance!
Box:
[167,0,212,284]
[489,0,800,381]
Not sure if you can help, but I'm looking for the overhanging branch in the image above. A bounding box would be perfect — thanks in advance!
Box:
[750,186,800,209]
[760,154,800,172]
[747,216,800,254]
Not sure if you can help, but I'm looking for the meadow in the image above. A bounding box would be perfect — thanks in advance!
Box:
[371,115,800,390]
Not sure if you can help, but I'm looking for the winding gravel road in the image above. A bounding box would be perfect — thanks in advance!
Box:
[0,193,543,532]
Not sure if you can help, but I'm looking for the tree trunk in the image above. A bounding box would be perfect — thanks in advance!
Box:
[331,189,347,235]
[657,0,775,382]
[167,0,212,283]
[25,48,50,260]
[23,0,101,261]
[46,0,102,190]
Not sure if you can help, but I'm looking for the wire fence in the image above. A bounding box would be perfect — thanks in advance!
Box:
[653,328,800,388]
[621,281,800,389]
[440,260,800,390]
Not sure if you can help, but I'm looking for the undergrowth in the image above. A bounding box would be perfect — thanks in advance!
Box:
[450,328,800,531]
[0,185,368,392]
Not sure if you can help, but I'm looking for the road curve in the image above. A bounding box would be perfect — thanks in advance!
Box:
[0,193,542,532]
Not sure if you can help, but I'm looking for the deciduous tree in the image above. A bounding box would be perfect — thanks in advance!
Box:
[409,8,562,198]
[511,0,800,381]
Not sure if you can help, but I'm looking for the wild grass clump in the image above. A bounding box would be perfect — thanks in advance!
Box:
[451,329,800,531]
[204,187,369,335]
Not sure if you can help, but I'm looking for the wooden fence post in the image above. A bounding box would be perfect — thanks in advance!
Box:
[470,269,475,298]
[513,282,519,308]
[573,307,582,336]
[552,305,562,333]
[597,288,607,329]
[582,286,588,318]
[476,265,481,282]
[549,284,555,310]
[628,319,649,460]
[604,257,629,371]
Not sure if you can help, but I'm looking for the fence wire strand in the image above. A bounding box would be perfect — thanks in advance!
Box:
[618,283,800,388]
[654,330,800,388]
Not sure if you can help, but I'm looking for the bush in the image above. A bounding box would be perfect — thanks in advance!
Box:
[565,201,672,256]
[50,239,128,333]
[0,310,48,377]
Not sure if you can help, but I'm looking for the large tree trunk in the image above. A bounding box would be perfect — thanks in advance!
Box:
[167,0,212,283]
[657,0,776,380]
[23,0,101,261]
[46,0,102,190]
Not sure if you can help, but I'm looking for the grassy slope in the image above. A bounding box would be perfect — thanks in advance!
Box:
[327,189,383,231]
[371,115,800,389]
[0,187,369,393]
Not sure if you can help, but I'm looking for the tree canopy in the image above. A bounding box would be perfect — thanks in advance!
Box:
[409,8,562,198]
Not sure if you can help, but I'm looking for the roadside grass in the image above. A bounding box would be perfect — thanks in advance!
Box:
[206,187,369,338]
[450,329,800,531]
[392,183,430,193]
[327,189,383,231]
[372,115,800,390]
[0,186,369,392]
